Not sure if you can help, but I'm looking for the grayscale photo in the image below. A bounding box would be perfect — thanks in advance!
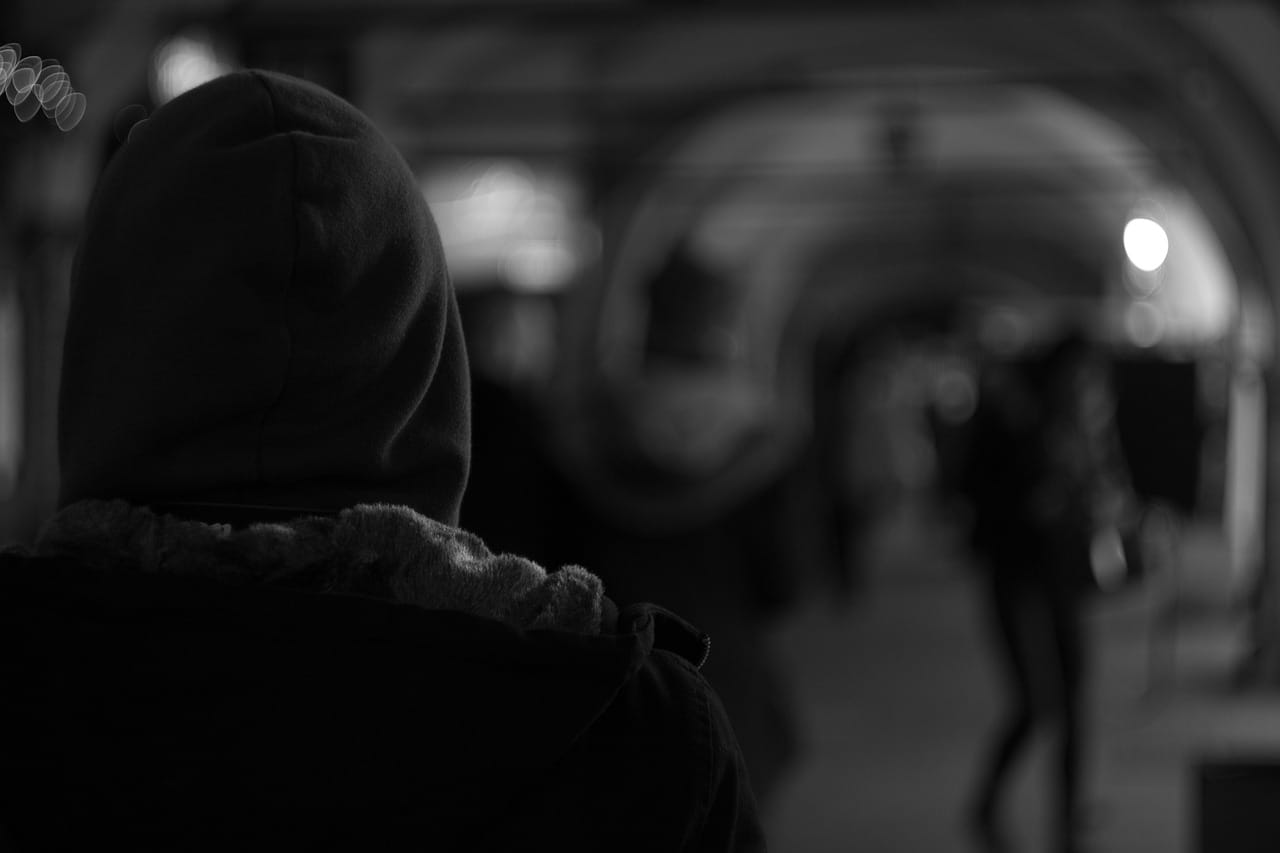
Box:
[1,2,1279,851]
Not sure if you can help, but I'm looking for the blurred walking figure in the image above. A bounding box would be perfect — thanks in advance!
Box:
[547,243,804,804]
[962,328,1134,853]
[0,70,765,851]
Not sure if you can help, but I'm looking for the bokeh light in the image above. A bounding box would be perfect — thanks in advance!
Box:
[0,47,86,131]
[1123,217,1170,272]
[424,160,595,292]
[151,34,233,104]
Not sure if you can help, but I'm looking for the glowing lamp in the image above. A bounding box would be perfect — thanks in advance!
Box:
[1123,217,1169,272]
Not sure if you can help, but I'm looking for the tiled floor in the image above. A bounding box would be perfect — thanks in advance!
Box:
[761,504,1280,853]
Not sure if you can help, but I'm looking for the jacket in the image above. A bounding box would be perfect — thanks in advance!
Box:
[0,500,764,850]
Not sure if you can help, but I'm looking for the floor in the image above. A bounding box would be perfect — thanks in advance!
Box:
[761,502,1280,853]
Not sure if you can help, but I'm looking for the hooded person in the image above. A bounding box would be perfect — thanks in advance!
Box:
[0,70,765,852]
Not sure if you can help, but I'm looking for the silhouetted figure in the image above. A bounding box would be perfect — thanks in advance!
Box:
[539,242,803,804]
[963,330,1128,853]
[807,329,874,604]
[0,71,765,851]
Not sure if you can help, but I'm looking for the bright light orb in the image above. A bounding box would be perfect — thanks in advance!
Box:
[1123,217,1170,272]
[152,35,231,104]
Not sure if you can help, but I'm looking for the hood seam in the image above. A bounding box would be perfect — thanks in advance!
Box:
[250,70,297,491]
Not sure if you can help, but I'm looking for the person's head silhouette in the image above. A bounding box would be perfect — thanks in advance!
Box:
[60,70,470,525]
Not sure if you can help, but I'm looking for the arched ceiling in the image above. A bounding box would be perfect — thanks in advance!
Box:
[600,79,1163,374]
[536,9,1272,383]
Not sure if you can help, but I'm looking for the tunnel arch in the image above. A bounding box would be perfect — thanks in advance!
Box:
[590,12,1272,390]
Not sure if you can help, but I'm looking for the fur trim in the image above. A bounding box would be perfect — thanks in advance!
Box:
[31,500,604,635]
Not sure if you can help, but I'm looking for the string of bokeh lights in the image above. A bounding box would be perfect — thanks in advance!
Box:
[0,43,86,131]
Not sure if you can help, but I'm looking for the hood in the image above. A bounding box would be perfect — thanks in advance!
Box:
[58,70,470,524]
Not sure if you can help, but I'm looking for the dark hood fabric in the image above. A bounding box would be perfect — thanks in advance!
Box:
[58,70,470,524]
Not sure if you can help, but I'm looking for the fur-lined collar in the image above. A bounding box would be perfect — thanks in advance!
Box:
[25,500,603,635]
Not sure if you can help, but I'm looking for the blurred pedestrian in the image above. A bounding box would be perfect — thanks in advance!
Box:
[544,242,804,804]
[963,328,1132,853]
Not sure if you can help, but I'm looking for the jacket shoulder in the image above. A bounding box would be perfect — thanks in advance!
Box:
[482,610,766,852]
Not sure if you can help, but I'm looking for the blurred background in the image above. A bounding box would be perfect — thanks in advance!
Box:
[3,1,1280,851]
